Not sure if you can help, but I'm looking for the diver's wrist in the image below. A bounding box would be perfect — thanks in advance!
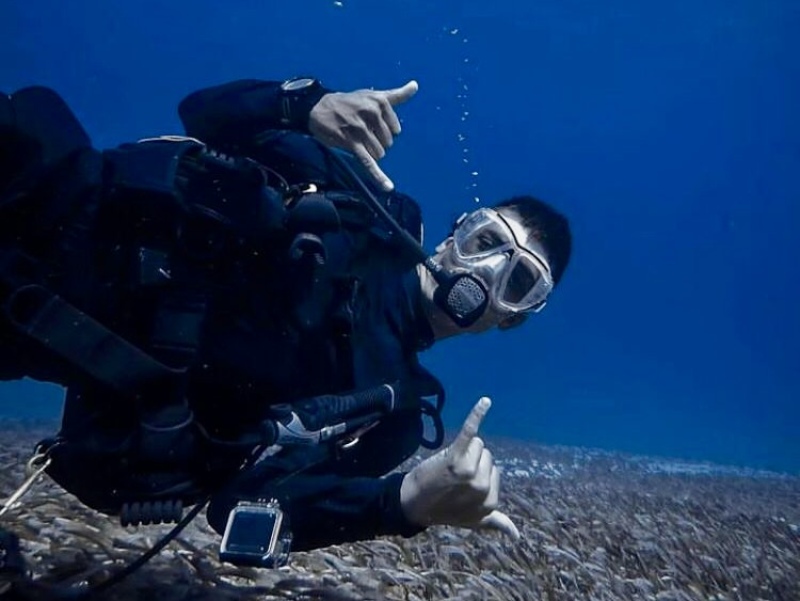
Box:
[382,472,428,535]
[278,77,332,132]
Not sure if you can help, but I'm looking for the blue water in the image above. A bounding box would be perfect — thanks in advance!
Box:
[2,0,798,473]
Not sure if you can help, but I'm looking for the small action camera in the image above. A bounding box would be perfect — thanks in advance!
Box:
[219,499,292,568]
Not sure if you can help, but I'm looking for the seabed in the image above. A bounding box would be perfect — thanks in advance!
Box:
[2,420,798,601]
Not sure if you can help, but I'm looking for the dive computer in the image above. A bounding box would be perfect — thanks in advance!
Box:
[279,77,325,129]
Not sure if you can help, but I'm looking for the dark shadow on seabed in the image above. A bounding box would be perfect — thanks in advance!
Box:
[2,420,799,601]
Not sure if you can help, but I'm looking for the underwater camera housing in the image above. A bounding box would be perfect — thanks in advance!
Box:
[219,499,292,568]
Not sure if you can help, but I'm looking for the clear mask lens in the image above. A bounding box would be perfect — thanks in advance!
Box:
[454,213,513,258]
[503,256,541,304]
[496,253,552,311]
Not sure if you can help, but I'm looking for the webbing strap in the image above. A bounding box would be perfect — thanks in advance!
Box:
[2,277,184,402]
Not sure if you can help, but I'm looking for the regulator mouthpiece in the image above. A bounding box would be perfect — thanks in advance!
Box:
[425,257,488,328]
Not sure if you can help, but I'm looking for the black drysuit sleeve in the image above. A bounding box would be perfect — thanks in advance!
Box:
[178,79,332,150]
[206,432,427,552]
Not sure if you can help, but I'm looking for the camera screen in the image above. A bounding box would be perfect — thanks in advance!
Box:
[225,509,278,553]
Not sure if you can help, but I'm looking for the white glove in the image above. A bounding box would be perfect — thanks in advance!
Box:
[399,397,520,539]
[308,80,419,192]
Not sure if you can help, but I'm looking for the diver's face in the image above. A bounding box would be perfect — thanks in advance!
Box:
[428,209,554,334]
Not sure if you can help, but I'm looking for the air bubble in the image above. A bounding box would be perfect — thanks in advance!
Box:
[445,24,480,203]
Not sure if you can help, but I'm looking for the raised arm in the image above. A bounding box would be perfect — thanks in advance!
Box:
[178,78,332,150]
[178,77,419,191]
[205,431,427,552]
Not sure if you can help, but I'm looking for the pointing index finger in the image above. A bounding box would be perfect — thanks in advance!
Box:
[451,396,492,456]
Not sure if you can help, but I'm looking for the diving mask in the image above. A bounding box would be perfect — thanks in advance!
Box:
[451,208,553,313]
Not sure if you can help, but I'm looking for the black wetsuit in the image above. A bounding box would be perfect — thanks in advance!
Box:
[0,81,441,552]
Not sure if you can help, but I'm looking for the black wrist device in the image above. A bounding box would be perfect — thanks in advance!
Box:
[278,76,326,131]
[219,499,292,568]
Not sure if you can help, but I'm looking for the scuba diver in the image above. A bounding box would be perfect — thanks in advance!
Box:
[0,77,572,598]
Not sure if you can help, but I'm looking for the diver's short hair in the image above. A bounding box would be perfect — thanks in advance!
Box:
[491,195,572,285]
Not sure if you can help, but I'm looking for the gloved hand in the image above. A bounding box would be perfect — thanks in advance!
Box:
[399,397,520,539]
[308,80,419,192]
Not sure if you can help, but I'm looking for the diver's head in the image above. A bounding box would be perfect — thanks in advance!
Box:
[420,195,572,339]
